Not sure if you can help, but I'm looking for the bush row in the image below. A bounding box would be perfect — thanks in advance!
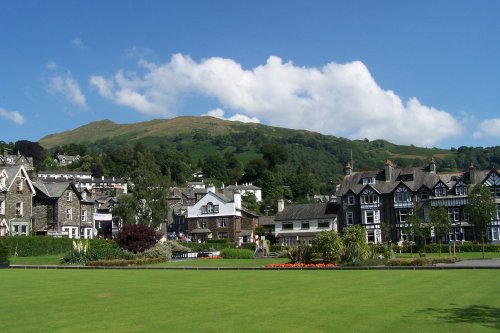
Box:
[370,242,500,254]
[181,242,235,252]
[0,239,8,265]
[1,236,118,256]
[86,258,164,266]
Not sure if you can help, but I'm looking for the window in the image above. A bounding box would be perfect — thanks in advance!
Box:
[81,209,88,222]
[435,186,447,197]
[66,192,72,202]
[282,222,294,230]
[66,208,73,221]
[198,219,207,228]
[364,210,380,224]
[11,222,29,236]
[318,221,330,228]
[16,180,23,192]
[347,195,355,205]
[398,209,413,223]
[0,200,4,215]
[218,218,228,228]
[395,191,412,203]
[455,186,467,196]
[421,190,430,200]
[201,202,219,214]
[362,177,375,185]
[487,227,500,241]
[448,208,460,222]
[301,222,310,229]
[346,211,354,226]
[16,202,23,217]
[361,194,379,204]
[62,226,78,239]
[83,228,93,239]
[218,232,228,239]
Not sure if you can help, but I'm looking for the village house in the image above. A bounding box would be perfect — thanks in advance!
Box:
[55,154,80,166]
[0,148,34,172]
[0,165,35,236]
[32,180,94,238]
[274,199,338,246]
[186,189,258,245]
[336,159,500,244]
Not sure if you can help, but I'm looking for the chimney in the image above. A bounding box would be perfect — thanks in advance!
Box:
[207,183,216,193]
[277,199,285,213]
[233,191,241,210]
[469,162,476,184]
[430,158,437,174]
[385,160,394,182]
[344,162,352,176]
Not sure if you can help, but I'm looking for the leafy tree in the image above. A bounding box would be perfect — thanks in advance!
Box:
[430,206,451,256]
[341,225,369,263]
[404,214,430,253]
[242,158,268,183]
[466,185,497,258]
[260,143,288,170]
[314,231,344,263]
[116,224,161,253]
[14,140,45,164]
[242,193,260,214]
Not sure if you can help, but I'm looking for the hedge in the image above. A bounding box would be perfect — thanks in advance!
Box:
[220,248,255,259]
[181,242,234,252]
[0,239,9,265]
[1,236,118,256]
[371,242,500,254]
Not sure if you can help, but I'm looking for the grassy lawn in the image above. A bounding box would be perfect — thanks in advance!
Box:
[8,254,63,265]
[397,252,500,259]
[151,257,289,267]
[0,269,498,333]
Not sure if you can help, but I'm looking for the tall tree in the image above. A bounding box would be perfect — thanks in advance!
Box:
[466,185,497,258]
[430,206,451,256]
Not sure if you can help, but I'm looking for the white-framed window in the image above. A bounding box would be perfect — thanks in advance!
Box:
[361,194,379,204]
[301,221,310,229]
[16,202,23,217]
[362,177,375,185]
[346,211,354,226]
[198,218,207,228]
[16,179,23,192]
[435,186,447,197]
[282,222,294,230]
[487,227,500,241]
[62,226,78,239]
[398,209,412,223]
[448,208,460,222]
[81,209,88,222]
[66,192,72,202]
[83,227,93,239]
[364,210,380,224]
[218,232,228,239]
[283,236,297,246]
[394,187,412,203]
[347,195,355,205]
[66,208,73,221]
[201,202,219,214]
[449,228,464,241]
[218,217,228,228]
[497,205,500,220]
[0,200,4,215]
[455,186,467,196]
[366,229,382,244]
[11,222,29,236]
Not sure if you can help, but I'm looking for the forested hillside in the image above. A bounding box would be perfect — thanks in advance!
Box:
[2,116,499,209]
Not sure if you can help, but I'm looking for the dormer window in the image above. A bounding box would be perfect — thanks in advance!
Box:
[435,187,447,197]
[394,187,412,203]
[16,180,23,193]
[362,177,375,185]
[455,186,467,196]
[360,188,379,204]
[201,202,219,214]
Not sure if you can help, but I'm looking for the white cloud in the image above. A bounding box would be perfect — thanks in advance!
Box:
[46,61,58,70]
[0,107,25,124]
[48,71,87,107]
[90,54,463,145]
[203,108,260,123]
[473,118,500,139]
[72,37,88,50]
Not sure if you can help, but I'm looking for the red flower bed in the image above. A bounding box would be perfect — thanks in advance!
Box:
[265,263,336,268]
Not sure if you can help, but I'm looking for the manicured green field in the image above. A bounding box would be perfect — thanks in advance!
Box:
[0,269,498,333]
[397,252,500,259]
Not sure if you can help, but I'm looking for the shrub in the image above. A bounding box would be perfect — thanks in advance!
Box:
[285,244,315,264]
[61,241,134,265]
[86,258,164,266]
[342,258,387,267]
[182,242,234,252]
[139,242,172,261]
[342,225,370,263]
[220,248,254,259]
[314,231,344,263]
[431,256,461,264]
[115,224,161,253]
[169,241,192,253]
[0,238,10,265]
[206,239,231,244]
[386,258,433,266]
[86,247,135,261]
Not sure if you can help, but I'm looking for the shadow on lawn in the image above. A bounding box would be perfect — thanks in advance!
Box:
[418,304,500,330]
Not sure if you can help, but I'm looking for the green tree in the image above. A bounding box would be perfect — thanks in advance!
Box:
[314,231,344,264]
[242,193,260,214]
[260,143,288,170]
[430,206,451,256]
[466,185,497,258]
[341,225,369,263]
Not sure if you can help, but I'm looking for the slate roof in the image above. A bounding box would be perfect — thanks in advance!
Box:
[275,202,338,221]
[33,181,70,198]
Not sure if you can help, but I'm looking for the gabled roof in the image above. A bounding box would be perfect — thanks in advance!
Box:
[33,181,70,198]
[275,202,338,221]
[2,165,35,193]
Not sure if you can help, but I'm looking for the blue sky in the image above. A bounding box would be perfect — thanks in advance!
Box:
[1,1,499,148]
